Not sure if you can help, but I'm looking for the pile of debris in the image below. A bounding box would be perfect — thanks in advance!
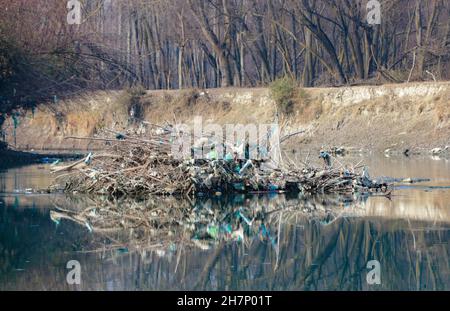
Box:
[51,126,390,199]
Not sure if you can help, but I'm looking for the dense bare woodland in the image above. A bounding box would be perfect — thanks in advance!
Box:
[1,0,449,112]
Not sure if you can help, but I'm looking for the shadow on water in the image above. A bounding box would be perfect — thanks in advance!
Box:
[0,156,449,290]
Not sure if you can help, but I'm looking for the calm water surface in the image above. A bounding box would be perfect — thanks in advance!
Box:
[0,155,449,290]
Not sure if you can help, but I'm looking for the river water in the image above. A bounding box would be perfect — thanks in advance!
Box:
[0,155,449,290]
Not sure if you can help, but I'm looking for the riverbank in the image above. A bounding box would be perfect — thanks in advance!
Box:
[1,82,449,155]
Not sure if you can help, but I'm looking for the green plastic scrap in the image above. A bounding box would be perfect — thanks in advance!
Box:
[223,224,232,234]
[207,225,219,240]
[225,153,233,162]
[208,148,218,160]
[12,114,19,129]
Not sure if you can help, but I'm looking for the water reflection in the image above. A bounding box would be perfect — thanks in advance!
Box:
[0,192,448,290]
[0,156,449,291]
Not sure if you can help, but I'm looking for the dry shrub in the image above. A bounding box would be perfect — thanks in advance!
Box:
[270,77,324,121]
[180,89,201,107]
[221,101,231,112]
[270,76,296,115]
[126,86,147,121]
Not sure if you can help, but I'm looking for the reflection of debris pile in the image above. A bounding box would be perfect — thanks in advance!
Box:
[51,126,391,198]
[50,193,371,252]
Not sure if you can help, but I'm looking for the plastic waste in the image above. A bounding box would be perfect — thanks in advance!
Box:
[116,133,126,140]
[233,183,245,191]
[360,166,373,187]
[85,222,93,233]
[238,210,253,226]
[225,153,234,162]
[268,184,279,192]
[12,114,19,129]
[319,151,332,167]
[231,227,244,242]
[239,160,253,175]
[50,212,61,225]
[84,152,93,165]
[208,149,218,160]
[222,224,232,235]
[207,225,219,240]
[169,244,177,252]
[117,247,129,254]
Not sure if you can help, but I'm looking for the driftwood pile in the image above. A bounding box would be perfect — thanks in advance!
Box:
[51,126,390,199]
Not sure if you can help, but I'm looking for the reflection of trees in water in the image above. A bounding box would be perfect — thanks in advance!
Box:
[0,199,95,290]
[130,218,448,291]
[0,194,449,290]
[0,173,6,193]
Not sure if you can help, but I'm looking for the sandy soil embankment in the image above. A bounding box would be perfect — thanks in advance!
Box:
[2,82,449,154]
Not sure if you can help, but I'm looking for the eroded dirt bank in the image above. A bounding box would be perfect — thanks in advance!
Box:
[2,82,449,154]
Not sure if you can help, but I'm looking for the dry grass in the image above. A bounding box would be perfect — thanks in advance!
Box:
[6,82,450,152]
[434,90,450,125]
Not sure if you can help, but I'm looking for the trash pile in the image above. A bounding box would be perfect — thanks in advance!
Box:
[51,126,390,199]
